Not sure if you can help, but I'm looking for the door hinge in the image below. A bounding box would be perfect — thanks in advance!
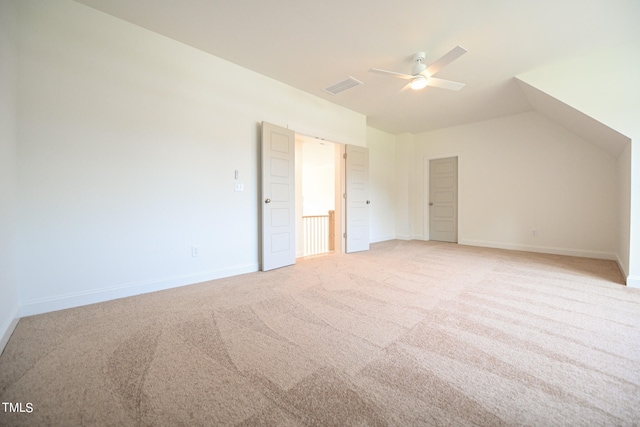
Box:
[343,232,347,238]
[343,193,346,199]
[343,153,347,159]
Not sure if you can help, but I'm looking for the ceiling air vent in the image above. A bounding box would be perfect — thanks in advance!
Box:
[323,76,363,95]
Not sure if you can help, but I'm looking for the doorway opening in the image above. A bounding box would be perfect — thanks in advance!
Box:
[295,135,343,257]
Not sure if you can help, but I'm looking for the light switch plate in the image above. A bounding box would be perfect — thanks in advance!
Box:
[234,182,244,192]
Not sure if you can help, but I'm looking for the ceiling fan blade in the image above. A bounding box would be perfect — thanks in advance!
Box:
[426,77,466,91]
[423,45,467,77]
[368,68,414,80]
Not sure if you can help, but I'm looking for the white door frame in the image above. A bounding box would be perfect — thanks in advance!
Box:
[294,136,345,256]
[268,125,368,261]
[334,142,345,254]
[423,154,461,242]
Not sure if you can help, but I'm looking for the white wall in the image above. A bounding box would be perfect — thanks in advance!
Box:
[16,0,366,316]
[410,111,618,259]
[0,0,20,349]
[618,144,631,277]
[632,146,640,287]
[393,133,414,240]
[517,41,640,285]
[367,127,397,243]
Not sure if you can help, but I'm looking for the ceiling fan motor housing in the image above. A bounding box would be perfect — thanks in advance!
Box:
[412,52,427,75]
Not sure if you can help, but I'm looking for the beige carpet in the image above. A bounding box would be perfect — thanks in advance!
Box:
[1,240,639,426]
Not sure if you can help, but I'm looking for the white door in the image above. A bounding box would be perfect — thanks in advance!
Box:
[345,145,370,253]
[261,122,296,271]
[429,157,458,242]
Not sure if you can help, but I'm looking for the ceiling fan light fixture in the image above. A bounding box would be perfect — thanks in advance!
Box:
[369,46,466,92]
[410,76,427,90]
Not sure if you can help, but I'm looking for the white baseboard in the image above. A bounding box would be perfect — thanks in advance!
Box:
[0,310,19,356]
[615,253,629,280]
[608,254,638,288]
[627,275,640,288]
[395,234,413,241]
[19,263,259,318]
[370,235,396,244]
[458,239,617,261]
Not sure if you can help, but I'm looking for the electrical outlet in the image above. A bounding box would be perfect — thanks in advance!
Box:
[532,229,537,237]
[234,182,244,192]
[191,246,200,257]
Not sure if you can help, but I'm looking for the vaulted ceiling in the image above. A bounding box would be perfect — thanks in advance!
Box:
[75,0,640,135]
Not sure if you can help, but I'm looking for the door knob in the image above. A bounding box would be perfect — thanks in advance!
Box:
[429,202,434,206]
[366,200,371,204]
[265,198,271,204]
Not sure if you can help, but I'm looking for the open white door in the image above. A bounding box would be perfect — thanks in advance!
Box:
[345,145,370,253]
[261,122,296,271]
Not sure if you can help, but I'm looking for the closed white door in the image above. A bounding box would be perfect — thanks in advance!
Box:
[261,122,296,271]
[345,145,370,253]
[429,157,458,242]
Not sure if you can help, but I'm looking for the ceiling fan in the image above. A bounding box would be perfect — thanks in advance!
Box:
[369,45,467,91]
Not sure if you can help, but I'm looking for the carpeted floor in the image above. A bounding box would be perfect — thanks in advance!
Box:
[1,240,639,426]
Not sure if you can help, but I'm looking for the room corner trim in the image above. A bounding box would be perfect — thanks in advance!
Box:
[0,315,20,356]
[615,253,629,282]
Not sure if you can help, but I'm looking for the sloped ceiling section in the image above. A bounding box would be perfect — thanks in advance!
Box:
[73,0,640,135]
[516,79,630,157]
[516,40,640,143]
